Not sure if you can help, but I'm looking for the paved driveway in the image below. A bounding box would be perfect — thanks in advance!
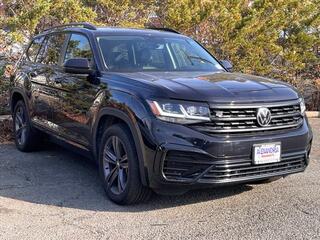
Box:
[0,119,319,240]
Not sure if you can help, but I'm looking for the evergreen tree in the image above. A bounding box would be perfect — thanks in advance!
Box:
[0,0,319,108]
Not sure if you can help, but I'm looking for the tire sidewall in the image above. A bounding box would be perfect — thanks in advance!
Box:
[98,124,140,204]
[13,101,32,151]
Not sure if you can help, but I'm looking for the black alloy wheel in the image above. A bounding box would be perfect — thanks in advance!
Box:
[14,104,28,146]
[103,135,129,194]
[13,100,42,152]
[99,124,152,204]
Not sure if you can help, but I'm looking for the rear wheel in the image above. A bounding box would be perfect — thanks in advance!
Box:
[13,100,42,152]
[99,124,152,204]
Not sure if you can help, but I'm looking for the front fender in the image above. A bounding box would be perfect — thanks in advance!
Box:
[91,89,157,186]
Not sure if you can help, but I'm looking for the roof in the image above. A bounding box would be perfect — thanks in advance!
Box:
[93,27,181,36]
[34,23,183,38]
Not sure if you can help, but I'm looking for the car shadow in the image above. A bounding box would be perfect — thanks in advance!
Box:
[0,142,253,212]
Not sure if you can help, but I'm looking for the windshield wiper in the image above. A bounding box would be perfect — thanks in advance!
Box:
[186,55,215,65]
[180,49,195,66]
[180,49,215,66]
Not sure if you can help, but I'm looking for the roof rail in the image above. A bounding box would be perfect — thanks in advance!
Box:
[44,22,97,32]
[147,27,180,34]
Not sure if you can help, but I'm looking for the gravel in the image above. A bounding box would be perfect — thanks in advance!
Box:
[0,119,319,240]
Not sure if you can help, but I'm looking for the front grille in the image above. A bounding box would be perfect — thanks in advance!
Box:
[162,151,307,183]
[191,101,303,134]
[201,152,306,182]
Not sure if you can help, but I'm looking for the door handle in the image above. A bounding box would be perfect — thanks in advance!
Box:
[54,79,62,84]
[29,71,38,78]
[48,78,62,84]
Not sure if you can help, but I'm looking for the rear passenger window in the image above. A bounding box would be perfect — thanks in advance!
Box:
[64,34,93,63]
[26,37,44,62]
[39,33,66,65]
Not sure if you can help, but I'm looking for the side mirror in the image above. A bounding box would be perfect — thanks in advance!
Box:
[63,58,93,74]
[220,60,233,72]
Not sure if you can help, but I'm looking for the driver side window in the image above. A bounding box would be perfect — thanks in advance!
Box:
[64,34,93,64]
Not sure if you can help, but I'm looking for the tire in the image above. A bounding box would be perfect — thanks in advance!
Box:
[13,100,42,152]
[98,123,152,205]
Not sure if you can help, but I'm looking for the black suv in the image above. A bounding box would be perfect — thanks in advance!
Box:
[10,23,313,204]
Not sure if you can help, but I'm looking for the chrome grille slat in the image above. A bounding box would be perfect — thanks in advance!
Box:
[193,101,303,134]
[209,159,304,172]
[202,163,304,179]
[162,151,307,182]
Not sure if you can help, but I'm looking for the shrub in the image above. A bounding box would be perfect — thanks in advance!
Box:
[0,64,11,115]
[0,116,13,143]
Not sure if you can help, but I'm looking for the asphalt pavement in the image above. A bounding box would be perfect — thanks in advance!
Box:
[0,119,319,240]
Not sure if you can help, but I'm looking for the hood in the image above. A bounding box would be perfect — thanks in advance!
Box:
[113,71,300,103]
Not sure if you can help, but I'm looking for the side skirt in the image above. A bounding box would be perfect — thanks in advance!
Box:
[32,121,94,162]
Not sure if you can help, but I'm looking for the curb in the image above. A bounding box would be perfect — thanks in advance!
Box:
[306,111,320,118]
[0,115,11,121]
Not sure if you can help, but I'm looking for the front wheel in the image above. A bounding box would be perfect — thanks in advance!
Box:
[99,124,152,205]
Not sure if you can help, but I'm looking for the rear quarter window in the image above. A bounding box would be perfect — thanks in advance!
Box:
[26,37,44,62]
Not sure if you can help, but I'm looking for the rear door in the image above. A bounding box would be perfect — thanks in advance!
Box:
[31,32,68,130]
[18,36,49,122]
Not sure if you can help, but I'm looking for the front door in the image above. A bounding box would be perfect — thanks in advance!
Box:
[50,33,99,148]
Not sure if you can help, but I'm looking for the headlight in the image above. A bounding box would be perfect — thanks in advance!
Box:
[299,98,306,115]
[147,100,210,124]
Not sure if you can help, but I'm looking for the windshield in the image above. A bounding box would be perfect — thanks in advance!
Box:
[97,36,224,72]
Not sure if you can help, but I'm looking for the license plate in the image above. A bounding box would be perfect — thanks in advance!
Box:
[253,143,281,165]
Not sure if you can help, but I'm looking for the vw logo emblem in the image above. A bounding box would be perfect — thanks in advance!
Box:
[256,107,271,127]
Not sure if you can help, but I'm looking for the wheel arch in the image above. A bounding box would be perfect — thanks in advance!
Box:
[93,108,149,186]
[10,89,28,113]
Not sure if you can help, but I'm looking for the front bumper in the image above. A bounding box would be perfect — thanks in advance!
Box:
[146,118,312,191]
